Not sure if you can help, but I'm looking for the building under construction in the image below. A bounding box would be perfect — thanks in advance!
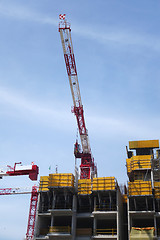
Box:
[34,139,160,240]
[35,174,123,239]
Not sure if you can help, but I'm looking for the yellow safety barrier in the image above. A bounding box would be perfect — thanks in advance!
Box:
[129,140,159,149]
[78,179,92,195]
[154,182,160,199]
[126,158,132,173]
[39,176,49,192]
[126,155,152,174]
[49,226,71,233]
[130,227,154,239]
[92,177,116,191]
[131,155,151,171]
[49,173,74,188]
[128,181,152,196]
[95,228,117,235]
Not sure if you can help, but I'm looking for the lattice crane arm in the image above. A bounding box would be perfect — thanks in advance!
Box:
[0,162,39,181]
[0,187,32,195]
[0,185,38,240]
[59,15,90,154]
[59,14,97,179]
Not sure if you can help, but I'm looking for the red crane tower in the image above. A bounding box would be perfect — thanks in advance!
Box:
[0,162,39,240]
[59,14,97,179]
[0,186,38,240]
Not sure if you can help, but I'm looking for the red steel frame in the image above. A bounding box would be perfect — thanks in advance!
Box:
[0,188,15,195]
[6,162,39,181]
[0,187,31,195]
[26,186,38,240]
[59,15,97,179]
[0,186,38,239]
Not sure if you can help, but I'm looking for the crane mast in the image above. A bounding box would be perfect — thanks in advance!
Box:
[59,14,97,179]
[0,162,39,239]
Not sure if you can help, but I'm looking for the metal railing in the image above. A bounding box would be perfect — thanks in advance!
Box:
[94,204,117,211]
[95,228,117,235]
[49,226,71,234]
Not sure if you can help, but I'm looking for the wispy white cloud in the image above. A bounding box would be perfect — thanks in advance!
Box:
[88,113,160,140]
[72,24,160,52]
[0,2,159,52]
[0,2,57,25]
[0,86,72,128]
[0,86,159,139]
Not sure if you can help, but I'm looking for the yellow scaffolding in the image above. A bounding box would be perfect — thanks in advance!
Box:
[128,181,152,196]
[49,173,75,188]
[92,177,116,191]
[126,155,152,175]
[95,228,117,235]
[154,182,160,199]
[78,179,92,195]
[49,226,71,233]
[129,140,159,149]
[39,176,49,192]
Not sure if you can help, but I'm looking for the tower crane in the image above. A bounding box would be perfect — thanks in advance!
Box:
[0,185,38,240]
[59,14,97,179]
[0,162,39,239]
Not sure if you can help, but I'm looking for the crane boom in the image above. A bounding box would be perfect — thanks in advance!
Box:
[0,187,32,195]
[59,14,97,179]
[59,17,90,154]
[0,162,39,180]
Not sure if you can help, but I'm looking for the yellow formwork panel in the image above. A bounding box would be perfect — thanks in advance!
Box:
[131,155,152,171]
[126,155,152,174]
[78,179,91,195]
[49,173,74,188]
[126,158,132,173]
[128,181,152,196]
[39,176,49,192]
[129,140,159,149]
[92,177,116,191]
[154,182,160,199]
[132,155,152,161]
[49,226,71,233]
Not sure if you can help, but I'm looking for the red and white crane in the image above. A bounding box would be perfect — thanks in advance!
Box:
[0,185,38,240]
[0,162,39,240]
[0,162,39,181]
[59,14,97,179]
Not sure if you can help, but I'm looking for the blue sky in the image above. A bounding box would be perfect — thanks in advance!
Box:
[0,0,160,239]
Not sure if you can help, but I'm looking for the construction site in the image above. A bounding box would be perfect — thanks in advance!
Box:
[34,139,160,240]
[34,15,160,240]
[1,14,160,240]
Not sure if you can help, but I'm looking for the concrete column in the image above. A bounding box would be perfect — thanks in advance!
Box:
[94,196,96,211]
[93,216,97,236]
[127,198,131,240]
[154,214,157,237]
[51,213,54,227]
[71,194,77,240]
[117,189,120,240]
[34,194,41,237]
[52,191,56,209]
